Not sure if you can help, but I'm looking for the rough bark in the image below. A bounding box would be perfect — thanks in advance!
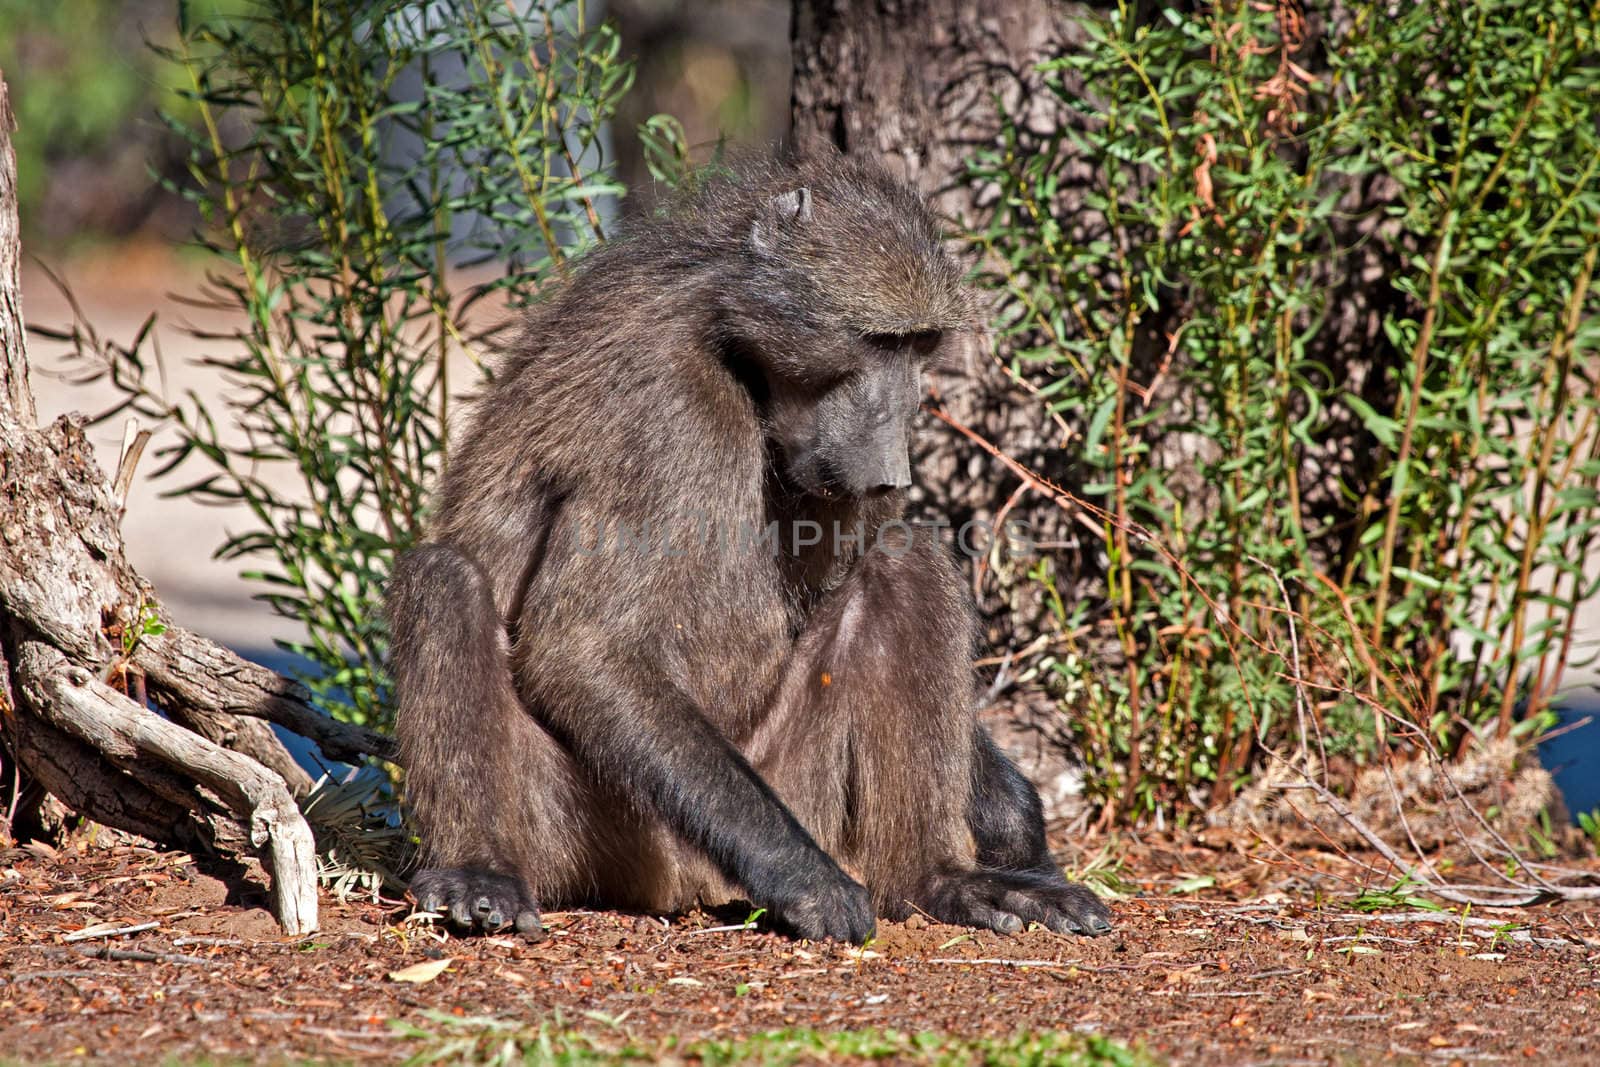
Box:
[0,72,394,934]
[791,1,1095,640]
[139,626,393,766]
[791,0,1080,216]
[791,1,1100,817]
[16,643,318,932]
[0,411,329,789]
[4,706,213,846]
[0,68,33,426]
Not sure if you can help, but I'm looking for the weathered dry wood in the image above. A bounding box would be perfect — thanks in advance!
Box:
[0,424,378,783]
[140,626,394,765]
[17,642,318,933]
[0,68,358,933]
[0,411,384,782]
[2,676,210,847]
[0,73,34,425]
[162,698,315,797]
[0,414,335,781]
[61,920,161,942]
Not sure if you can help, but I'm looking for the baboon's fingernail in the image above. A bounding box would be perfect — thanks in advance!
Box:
[515,911,545,939]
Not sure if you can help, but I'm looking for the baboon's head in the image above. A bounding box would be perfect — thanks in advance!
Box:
[712,158,977,500]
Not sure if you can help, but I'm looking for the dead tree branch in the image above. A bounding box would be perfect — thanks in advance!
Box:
[0,72,391,934]
[138,627,393,765]
[15,643,318,931]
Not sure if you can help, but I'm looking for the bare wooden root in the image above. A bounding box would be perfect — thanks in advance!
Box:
[17,644,319,933]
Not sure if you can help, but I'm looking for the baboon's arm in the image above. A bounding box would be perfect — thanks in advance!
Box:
[528,654,876,942]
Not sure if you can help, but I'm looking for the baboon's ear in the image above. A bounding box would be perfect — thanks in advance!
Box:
[750,187,812,251]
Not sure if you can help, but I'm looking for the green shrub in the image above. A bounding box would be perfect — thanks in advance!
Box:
[71,0,639,730]
[971,0,1600,817]
[0,0,244,243]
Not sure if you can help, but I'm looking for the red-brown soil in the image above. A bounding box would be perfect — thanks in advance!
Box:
[2,830,1597,1065]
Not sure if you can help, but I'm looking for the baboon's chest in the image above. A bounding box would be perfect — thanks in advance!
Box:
[670,575,792,740]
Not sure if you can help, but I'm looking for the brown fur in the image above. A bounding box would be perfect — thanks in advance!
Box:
[386,154,1112,941]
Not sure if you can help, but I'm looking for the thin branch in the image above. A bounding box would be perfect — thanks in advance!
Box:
[62,921,161,943]
[1273,775,1600,906]
[138,625,394,764]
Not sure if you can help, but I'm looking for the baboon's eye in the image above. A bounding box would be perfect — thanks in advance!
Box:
[863,330,943,357]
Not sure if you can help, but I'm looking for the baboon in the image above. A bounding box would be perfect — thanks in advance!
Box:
[386,154,1113,943]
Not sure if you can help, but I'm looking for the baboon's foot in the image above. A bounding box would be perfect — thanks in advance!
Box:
[921,868,1113,936]
[411,867,542,936]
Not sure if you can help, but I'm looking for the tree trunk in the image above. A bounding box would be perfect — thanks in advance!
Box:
[791,0,1081,218]
[0,68,34,425]
[0,71,388,934]
[790,0,1099,629]
[790,1,1101,816]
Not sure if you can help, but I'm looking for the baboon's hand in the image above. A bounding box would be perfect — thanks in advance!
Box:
[766,869,877,944]
[411,867,543,937]
[923,868,1113,937]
